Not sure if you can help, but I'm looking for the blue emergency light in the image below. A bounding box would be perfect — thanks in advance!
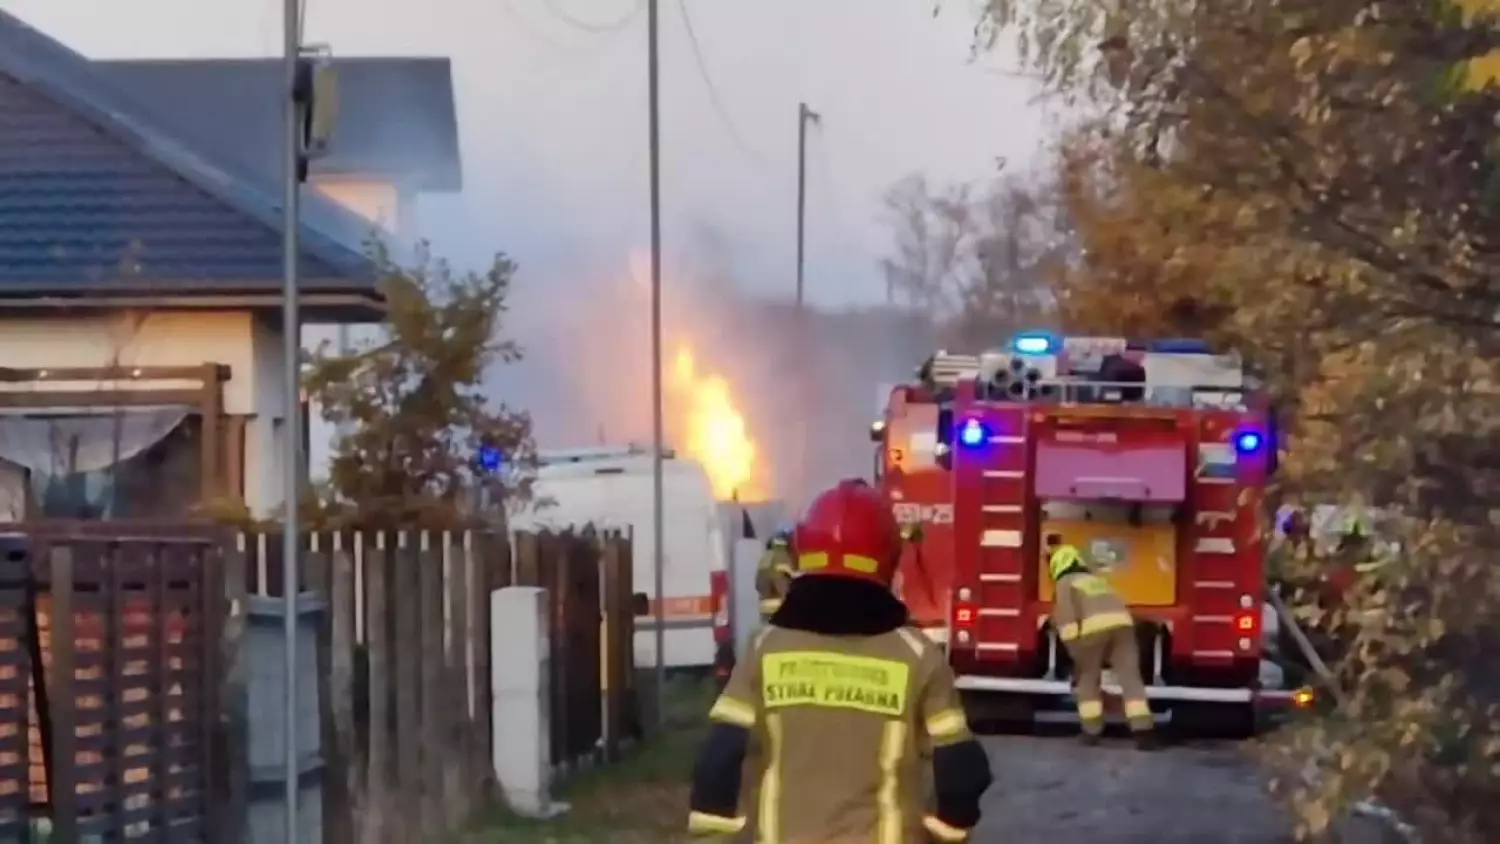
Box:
[958,418,988,447]
[1233,430,1263,455]
[477,444,504,472]
[1011,332,1057,355]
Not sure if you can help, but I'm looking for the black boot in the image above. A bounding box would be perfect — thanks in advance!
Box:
[1079,732,1101,747]
[1133,730,1162,752]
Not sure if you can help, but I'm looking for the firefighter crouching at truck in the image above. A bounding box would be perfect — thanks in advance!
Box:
[755,528,797,621]
[1045,534,1160,751]
[687,479,994,842]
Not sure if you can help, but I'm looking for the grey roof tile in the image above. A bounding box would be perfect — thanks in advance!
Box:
[0,11,384,299]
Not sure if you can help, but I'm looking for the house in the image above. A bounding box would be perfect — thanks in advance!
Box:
[97,56,466,481]
[0,12,455,520]
[100,56,462,237]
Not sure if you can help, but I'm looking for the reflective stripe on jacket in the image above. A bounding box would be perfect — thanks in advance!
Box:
[1049,572,1133,642]
[693,625,976,842]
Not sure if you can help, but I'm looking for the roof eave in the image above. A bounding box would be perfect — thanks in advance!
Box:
[0,285,387,323]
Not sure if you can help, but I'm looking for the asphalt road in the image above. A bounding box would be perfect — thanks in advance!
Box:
[972,734,1395,843]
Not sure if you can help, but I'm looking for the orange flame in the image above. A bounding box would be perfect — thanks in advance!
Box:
[669,345,767,501]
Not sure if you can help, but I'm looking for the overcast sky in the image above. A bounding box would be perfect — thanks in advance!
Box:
[4,0,1060,469]
[3,0,1053,309]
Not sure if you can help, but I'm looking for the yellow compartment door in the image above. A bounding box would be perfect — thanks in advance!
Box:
[1038,513,1178,606]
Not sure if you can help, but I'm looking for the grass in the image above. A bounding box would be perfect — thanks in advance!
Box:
[463,675,716,843]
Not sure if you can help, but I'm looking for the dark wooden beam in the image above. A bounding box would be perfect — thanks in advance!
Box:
[199,365,222,503]
[0,390,206,409]
[224,415,248,503]
[0,366,220,384]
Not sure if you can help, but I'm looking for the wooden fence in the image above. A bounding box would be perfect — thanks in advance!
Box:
[239,527,638,843]
[0,529,225,842]
[0,524,638,843]
[510,530,638,770]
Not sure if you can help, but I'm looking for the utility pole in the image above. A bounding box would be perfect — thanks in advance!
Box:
[646,0,668,727]
[792,102,819,507]
[279,0,303,837]
[795,102,820,308]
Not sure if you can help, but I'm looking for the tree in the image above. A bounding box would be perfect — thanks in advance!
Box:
[879,168,1070,347]
[303,242,538,529]
[879,173,977,316]
[979,0,1500,837]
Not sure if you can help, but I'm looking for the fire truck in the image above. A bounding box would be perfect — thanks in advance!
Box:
[874,332,1303,732]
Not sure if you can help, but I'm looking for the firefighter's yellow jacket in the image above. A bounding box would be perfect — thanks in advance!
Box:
[686,591,993,843]
[755,544,796,617]
[1050,571,1134,643]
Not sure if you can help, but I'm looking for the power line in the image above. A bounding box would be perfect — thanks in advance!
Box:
[675,0,770,166]
[501,0,633,54]
[541,0,645,33]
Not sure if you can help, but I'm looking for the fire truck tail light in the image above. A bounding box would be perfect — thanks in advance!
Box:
[956,630,972,645]
[710,571,731,645]
[954,605,976,629]
[1234,612,1257,634]
[1238,593,1255,609]
[957,587,972,602]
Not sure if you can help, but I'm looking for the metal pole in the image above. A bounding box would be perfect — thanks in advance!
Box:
[791,103,817,504]
[795,102,810,308]
[280,0,303,837]
[647,0,667,726]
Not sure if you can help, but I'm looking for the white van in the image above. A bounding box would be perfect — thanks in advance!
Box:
[511,445,728,670]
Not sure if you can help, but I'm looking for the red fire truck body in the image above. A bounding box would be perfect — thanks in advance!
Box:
[876,335,1289,729]
[874,388,955,630]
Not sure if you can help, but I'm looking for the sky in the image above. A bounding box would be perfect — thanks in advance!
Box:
[2,0,1053,309]
[1,0,1060,496]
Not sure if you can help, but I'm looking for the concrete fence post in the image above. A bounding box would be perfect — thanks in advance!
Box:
[491,586,569,819]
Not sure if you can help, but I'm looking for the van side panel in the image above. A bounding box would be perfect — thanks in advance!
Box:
[513,456,721,669]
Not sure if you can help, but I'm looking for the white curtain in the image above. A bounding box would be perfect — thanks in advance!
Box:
[0,408,190,475]
[0,460,24,521]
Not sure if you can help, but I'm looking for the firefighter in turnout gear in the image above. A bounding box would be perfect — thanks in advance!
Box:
[687,479,993,842]
[755,529,796,621]
[1045,535,1160,750]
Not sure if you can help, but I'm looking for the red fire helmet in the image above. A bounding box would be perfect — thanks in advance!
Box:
[793,478,901,586]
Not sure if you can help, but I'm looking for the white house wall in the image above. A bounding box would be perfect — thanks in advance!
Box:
[0,312,256,410]
[302,322,386,483]
[312,176,403,235]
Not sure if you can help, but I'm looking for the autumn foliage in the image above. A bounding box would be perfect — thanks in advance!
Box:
[303,242,537,530]
[975,0,1500,837]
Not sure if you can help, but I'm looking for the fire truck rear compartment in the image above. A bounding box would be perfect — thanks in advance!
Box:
[1036,502,1180,607]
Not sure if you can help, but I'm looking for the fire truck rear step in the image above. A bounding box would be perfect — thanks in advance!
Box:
[1033,710,1174,727]
[952,674,1255,703]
